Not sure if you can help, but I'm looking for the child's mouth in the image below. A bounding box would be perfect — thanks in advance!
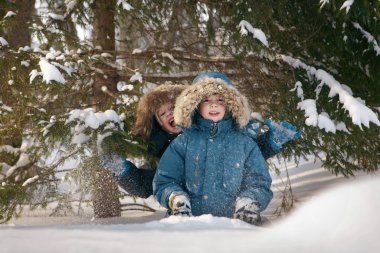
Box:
[169,119,176,127]
[209,111,220,116]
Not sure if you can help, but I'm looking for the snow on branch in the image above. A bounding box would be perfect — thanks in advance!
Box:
[0,145,20,155]
[22,175,39,187]
[37,58,66,84]
[48,13,65,21]
[282,55,380,130]
[4,138,34,178]
[0,37,9,47]
[5,153,31,178]
[3,11,16,19]
[162,52,181,65]
[239,20,269,47]
[64,108,125,147]
[340,0,355,14]
[117,0,134,11]
[319,0,330,9]
[292,83,346,133]
[352,22,380,56]
[65,108,124,130]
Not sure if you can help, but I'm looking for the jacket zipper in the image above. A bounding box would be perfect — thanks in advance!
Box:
[210,122,218,138]
[194,155,199,187]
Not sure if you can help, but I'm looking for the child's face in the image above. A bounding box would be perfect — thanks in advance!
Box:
[199,95,226,123]
[156,102,181,134]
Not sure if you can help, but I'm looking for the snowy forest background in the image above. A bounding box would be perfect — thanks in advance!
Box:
[0,0,380,225]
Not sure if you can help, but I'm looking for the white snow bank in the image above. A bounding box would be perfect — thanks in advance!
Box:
[1,176,379,253]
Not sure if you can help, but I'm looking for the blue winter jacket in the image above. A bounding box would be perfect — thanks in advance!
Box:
[116,117,277,199]
[153,114,273,217]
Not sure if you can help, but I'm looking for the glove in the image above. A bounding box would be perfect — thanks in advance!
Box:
[169,192,192,216]
[233,197,262,225]
[100,154,133,177]
[245,119,263,139]
[266,119,302,149]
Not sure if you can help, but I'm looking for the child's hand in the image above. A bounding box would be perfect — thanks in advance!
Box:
[233,197,261,225]
[267,119,302,149]
[100,154,133,177]
[169,192,192,216]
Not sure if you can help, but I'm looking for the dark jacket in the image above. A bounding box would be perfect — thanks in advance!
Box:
[117,119,176,198]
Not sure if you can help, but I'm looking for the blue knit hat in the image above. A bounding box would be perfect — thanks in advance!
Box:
[192,71,233,86]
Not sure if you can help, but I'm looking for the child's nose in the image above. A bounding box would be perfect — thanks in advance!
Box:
[210,101,218,107]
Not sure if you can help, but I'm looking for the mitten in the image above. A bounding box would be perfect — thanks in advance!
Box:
[169,192,192,216]
[233,197,262,225]
[245,119,263,139]
[100,154,133,177]
[266,119,302,149]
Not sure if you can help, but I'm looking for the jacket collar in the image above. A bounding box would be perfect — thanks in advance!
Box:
[182,113,234,137]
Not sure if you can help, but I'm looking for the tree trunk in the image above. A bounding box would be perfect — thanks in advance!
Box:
[92,169,121,218]
[90,0,121,218]
[3,0,34,48]
[91,0,118,109]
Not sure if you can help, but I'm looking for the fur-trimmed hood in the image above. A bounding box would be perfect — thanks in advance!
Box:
[132,83,188,138]
[174,77,251,129]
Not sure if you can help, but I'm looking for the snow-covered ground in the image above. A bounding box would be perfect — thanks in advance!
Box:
[1,157,379,253]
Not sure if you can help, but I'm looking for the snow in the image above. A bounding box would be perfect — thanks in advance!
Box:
[352,22,380,56]
[22,175,39,187]
[239,20,269,47]
[117,81,134,91]
[0,37,9,47]
[290,81,304,100]
[21,60,30,67]
[48,13,65,21]
[161,52,181,65]
[38,58,66,84]
[1,157,379,253]
[282,55,380,130]
[5,153,30,178]
[3,11,16,19]
[117,0,134,11]
[319,0,329,9]
[65,108,123,130]
[130,72,143,83]
[340,0,354,13]
[0,145,19,154]
[132,48,143,54]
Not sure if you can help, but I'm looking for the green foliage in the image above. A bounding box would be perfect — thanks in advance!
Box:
[0,183,27,223]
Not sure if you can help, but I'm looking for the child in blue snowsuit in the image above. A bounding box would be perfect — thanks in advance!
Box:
[153,75,276,224]
[102,73,300,201]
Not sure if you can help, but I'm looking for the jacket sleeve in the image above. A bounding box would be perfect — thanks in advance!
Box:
[117,164,156,199]
[239,142,273,213]
[256,132,282,160]
[153,134,188,209]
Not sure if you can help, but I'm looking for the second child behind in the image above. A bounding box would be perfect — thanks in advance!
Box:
[153,75,273,225]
